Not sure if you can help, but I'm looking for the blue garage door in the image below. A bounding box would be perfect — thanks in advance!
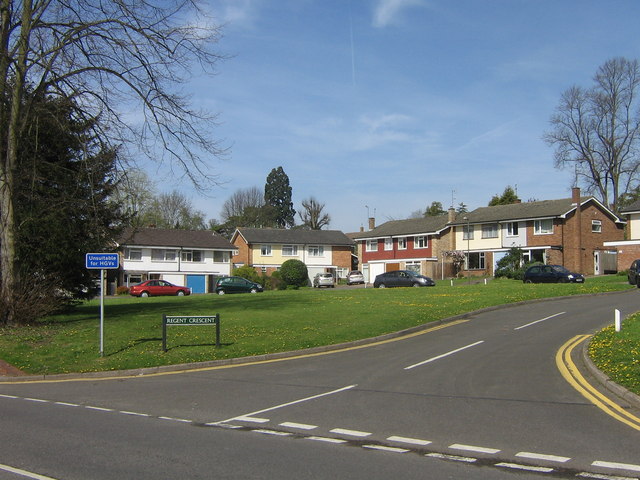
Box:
[187,275,206,294]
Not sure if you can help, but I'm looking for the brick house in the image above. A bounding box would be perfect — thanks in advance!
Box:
[604,199,640,272]
[231,227,355,282]
[450,188,624,276]
[351,212,455,282]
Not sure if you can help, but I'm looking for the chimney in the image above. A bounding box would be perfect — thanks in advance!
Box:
[447,207,456,223]
[368,217,375,230]
[572,186,581,205]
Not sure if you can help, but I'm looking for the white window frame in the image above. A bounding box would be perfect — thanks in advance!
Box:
[405,260,420,273]
[534,219,553,235]
[414,236,428,249]
[592,220,602,233]
[506,222,519,237]
[463,225,474,240]
[481,223,499,239]
[282,245,298,256]
[308,245,324,257]
[124,248,142,261]
[151,249,176,262]
[465,251,486,270]
[213,251,229,263]
[384,238,393,251]
[398,237,407,250]
[366,239,378,252]
[181,250,204,262]
[261,245,272,256]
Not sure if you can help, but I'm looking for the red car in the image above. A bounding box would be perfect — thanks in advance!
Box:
[129,280,191,297]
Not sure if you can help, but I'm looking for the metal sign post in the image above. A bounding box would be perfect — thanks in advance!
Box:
[86,253,119,356]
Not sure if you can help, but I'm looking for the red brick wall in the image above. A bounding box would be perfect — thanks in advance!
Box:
[232,235,251,265]
[332,246,353,270]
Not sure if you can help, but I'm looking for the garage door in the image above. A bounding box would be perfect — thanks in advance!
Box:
[369,263,385,281]
[187,275,206,294]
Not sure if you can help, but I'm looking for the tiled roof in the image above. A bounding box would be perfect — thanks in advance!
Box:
[119,228,235,249]
[620,199,640,214]
[450,197,619,224]
[235,227,354,246]
[352,215,451,239]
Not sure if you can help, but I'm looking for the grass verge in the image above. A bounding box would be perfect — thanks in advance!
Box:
[589,313,640,396]
[0,275,633,375]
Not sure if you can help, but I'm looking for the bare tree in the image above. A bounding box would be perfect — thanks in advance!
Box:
[0,0,225,324]
[299,197,331,230]
[220,186,265,223]
[144,191,206,230]
[544,57,640,211]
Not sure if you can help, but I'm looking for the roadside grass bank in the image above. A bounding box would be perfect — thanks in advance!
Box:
[0,276,633,375]
[589,312,640,396]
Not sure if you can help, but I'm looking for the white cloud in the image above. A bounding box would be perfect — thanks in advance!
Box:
[372,0,426,28]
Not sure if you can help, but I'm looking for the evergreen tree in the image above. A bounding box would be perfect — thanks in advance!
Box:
[425,201,445,217]
[264,167,296,228]
[489,186,519,206]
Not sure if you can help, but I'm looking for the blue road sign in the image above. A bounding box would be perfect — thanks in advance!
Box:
[86,253,119,269]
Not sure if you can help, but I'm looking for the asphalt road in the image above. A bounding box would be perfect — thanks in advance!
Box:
[1,290,640,480]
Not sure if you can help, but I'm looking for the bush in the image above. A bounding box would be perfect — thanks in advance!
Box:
[116,286,130,295]
[495,247,525,280]
[232,265,262,284]
[279,259,309,288]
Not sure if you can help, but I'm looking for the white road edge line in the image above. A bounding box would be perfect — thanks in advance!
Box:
[516,452,571,463]
[577,472,639,480]
[449,443,500,454]
[363,445,409,453]
[496,462,554,473]
[330,428,371,437]
[405,341,485,370]
[279,422,317,430]
[0,463,59,480]
[592,461,640,473]
[514,312,566,330]
[426,453,477,463]
[387,435,432,446]
[306,436,347,444]
[219,384,357,424]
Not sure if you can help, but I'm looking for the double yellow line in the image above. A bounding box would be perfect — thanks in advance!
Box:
[556,335,640,431]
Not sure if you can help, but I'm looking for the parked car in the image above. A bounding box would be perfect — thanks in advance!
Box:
[628,259,640,286]
[373,270,435,288]
[523,265,585,284]
[215,276,263,295]
[313,273,335,288]
[129,280,191,297]
[346,270,365,285]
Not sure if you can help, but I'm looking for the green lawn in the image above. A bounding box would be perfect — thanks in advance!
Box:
[0,275,635,376]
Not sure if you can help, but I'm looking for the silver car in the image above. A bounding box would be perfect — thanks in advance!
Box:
[346,270,365,285]
[313,273,335,288]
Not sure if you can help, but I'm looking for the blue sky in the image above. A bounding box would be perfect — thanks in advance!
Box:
[165,0,640,232]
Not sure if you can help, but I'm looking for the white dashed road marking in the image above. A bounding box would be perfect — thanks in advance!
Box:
[404,341,484,370]
[516,451,571,463]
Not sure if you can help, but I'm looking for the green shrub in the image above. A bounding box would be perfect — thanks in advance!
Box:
[279,259,309,287]
[233,265,261,283]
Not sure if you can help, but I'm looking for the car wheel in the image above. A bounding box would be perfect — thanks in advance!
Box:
[217,290,225,295]
[524,280,533,284]
[177,290,185,296]
[377,283,386,288]
[411,283,420,287]
[140,291,150,297]
[250,288,257,293]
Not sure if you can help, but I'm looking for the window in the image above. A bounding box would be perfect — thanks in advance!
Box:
[465,252,485,270]
[213,251,229,263]
[414,236,428,248]
[398,237,407,250]
[151,249,176,261]
[534,219,553,234]
[405,261,420,273]
[384,238,393,251]
[308,245,324,256]
[366,239,378,252]
[506,222,519,236]
[463,225,474,240]
[481,224,499,239]
[181,250,203,262]
[282,245,298,256]
[261,245,272,256]
[124,248,142,261]
[592,220,602,233]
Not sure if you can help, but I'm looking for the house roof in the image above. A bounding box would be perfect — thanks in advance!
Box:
[119,228,235,250]
[233,227,354,246]
[450,197,623,225]
[620,199,640,214]
[352,215,451,239]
